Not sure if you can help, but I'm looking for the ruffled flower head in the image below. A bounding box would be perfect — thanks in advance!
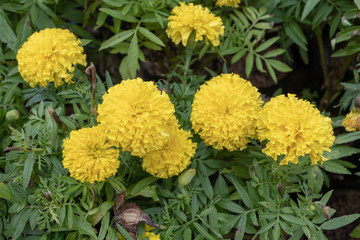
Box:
[62,125,120,183]
[257,94,335,165]
[142,127,197,178]
[342,109,360,132]
[191,73,263,151]
[16,28,87,87]
[166,2,225,46]
[216,0,241,7]
[97,78,178,157]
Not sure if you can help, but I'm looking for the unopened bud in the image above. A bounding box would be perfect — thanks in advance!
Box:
[178,169,196,186]
[323,206,331,220]
[6,110,20,122]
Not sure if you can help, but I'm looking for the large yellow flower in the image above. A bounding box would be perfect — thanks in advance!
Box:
[342,109,360,132]
[62,125,120,183]
[16,28,87,88]
[142,127,197,178]
[216,0,241,7]
[97,78,177,157]
[257,94,335,165]
[191,73,263,151]
[166,2,224,46]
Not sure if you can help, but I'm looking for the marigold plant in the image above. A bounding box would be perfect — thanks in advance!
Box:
[166,2,224,46]
[62,125,120,183]
[257,94,335,165]
[16,28,87,88]
[97,78,178,157]
[142,127,197,178]
[191,73,263,151]
[216,0,241,7]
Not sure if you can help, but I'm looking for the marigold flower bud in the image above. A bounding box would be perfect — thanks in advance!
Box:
[6,110,20,122]
[178,168,196,186]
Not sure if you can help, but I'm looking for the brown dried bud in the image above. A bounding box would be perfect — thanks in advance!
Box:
[322,206,331,220]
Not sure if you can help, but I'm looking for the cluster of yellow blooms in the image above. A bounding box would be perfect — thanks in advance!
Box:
[97,78,197,178]
[17,28,86,87]
[119,225,160,240]
[62,78,196,182]
[191,74,335,165]
[166,2,224,46]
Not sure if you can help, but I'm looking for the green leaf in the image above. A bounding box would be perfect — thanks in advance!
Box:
[99,30,134,50]
[193,222,217,240]
[301,0,320,21]
[322,160,351,174]
[99,8,138,22]
[89,201,114,226]
[13,209,33,240]
[231,176,253,208]
[217,199,245,214]
[284,22,308,51]
[265,61,277,83]
[30,4,55,29]
[323,146,359,159]
[201,176,214,200]
[350,223,360,238]
[335,131,360,144]
[280,214,306,225]
[320,214,360,230]
[267,59,292,72]
[0,12,16,51]
[255,37,279,53]
[245,53,254,77]
[73,216,98,239]
[320,190,333,205]
[231,49,247,64]
[129,176,157,195]
[0,182,13,200]
[116,223,134,240]
[235,214,247,240]
[23,153,35,190]
[127,35,139,78]
[263,49,285,58]
[138,27,165,47]
[67,206,74,230]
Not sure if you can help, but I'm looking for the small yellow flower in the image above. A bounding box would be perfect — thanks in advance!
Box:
[16,28,86,87]
[119,231,160,240]
[97,78,178,157]
[62,125,120,183]
[191,73,263,151]
[166,2,224,46]
[142,127,197,178]
[216,0,241,7]
[342,109,360,132]
[257,94,335,165]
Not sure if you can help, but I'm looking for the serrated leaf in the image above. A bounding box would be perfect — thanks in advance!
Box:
[99,8,138,22]
[280,214,306,225]
[0,13,16,50]
[323,146,359,159]
[335,131,360,144]
[285,22,308,51]
[99,30,134,50]
[245,53,254,77]
[301,0,320,21]
[321,214,360,230]
[129,176,156,195]
[322,161,351,174]
[127,35,139,78]
[0,182,13,200]
[231,49,247,64]
[265,61,277,83]
[138,27,164,47]
[217,199,245,214]
[268,59,292,72]
[231,176,253,209]
[255,37,279,53]
[89,201,114,226]
[263,49,285,58]
[193,222,217,240]
[23,153,35,190]
[235,214,246,240]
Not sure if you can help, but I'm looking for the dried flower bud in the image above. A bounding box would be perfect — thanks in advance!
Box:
[178,168,196,186]
[6,110,20,122]
[323,206,331,220]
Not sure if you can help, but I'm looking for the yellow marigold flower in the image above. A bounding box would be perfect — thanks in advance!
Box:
[216,0,241,7]
[191,73,263,151]
[62,125,120,183]
[142,127,197,178]
[257,94,335,165]
[166,2,225,46]
[342,109,360,132]
[16,28,87,88]
[119,231,160,240]
[97,78,177,157]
